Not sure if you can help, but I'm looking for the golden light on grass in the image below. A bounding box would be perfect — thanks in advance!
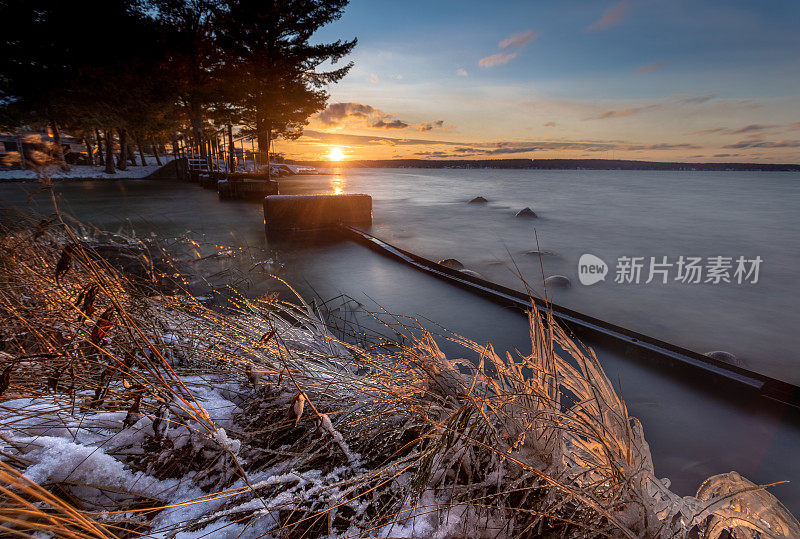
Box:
[325,147,345,161]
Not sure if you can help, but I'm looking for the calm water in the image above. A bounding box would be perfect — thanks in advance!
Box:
[287,168,800,385]
[1,169,799,510]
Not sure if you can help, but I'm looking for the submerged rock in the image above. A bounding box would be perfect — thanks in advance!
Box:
[515,207,537,218]
[468,196,488,204]
[526,249,558,257]
[704,350,741,366]
[459,269,485,279]
[544,275,571,288]
[437,258,465,270]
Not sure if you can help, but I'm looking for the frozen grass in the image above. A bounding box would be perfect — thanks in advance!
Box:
[0,216,798,538]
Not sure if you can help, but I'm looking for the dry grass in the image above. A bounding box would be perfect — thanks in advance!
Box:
[0,215,797,538]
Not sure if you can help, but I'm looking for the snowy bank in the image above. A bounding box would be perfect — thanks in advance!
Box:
[0,221,797,538]
[0,156,175,181]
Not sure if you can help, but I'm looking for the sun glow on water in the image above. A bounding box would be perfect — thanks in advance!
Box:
[330,174,344,195]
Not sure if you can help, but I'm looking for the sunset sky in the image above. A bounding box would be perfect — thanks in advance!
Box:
[279,0,800,162]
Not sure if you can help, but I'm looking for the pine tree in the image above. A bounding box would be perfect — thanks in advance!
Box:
[220,0,356,159]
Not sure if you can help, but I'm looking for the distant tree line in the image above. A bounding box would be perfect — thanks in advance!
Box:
[291,158,800,171]
[0,0,355,172]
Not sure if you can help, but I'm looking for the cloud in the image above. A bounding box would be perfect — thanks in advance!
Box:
[583,106,656,120]
[371,119,409,129]
[456,68,468,77]
[317,102,383,125]
[723,139,800,149]
[623,143,703,150]
[480,28,537,68]
[729,124,777,134]
[370,75,378,84]
[680,93,717,104]
[694,124,778,136]
[418,120,445,132]
[693,127,727,135]
[299,130,713,157]
[713,153,741,158]
[371,139,397,146]
[586,0,632,31]
[792,122,800,129]
[479,52,518,67]
[499,30,539,49]
[544,122,556,127]
[636,61,667,75]
[316,102,445,132]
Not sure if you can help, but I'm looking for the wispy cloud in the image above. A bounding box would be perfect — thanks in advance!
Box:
[479,52,518,67]
[583,105,658,120]
[544,121,556,127]
[723,139,800,149]
[729,124,777,134]
[680,93,717,104]
[636,61,667,75]
[693,127,727,135]
[456,68,468,77]
[480,28,537,68]
[586,0,633,31]
[693,124,778,135]
[621,143,702,150]
[499,30,539,49]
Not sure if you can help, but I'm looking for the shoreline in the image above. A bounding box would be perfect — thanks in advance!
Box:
[0,159,176,182]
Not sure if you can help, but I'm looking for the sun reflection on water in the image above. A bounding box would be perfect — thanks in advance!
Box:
[330,170,345,195]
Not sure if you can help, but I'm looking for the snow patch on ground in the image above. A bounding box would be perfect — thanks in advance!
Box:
[0,155,174,180]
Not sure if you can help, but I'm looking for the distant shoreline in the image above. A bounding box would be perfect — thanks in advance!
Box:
[290,158,800,172]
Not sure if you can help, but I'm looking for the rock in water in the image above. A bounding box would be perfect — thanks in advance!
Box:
[468,196,488,204]
[515,207,537,218]
[526,249,558,257]
[544,275,571,288]
[459,269,485,279]
[704,350,741,366]
[437,258,465,270]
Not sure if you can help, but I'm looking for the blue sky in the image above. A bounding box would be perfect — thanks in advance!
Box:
[282,0,800,162]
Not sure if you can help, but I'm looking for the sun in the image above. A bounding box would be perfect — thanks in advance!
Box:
[326,147,345,161]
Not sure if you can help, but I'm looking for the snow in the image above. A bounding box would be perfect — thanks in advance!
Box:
[0,156,174,180]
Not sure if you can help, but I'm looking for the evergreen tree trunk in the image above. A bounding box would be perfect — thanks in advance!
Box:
[135,136,147,166]
[117,128,128,170]
[104,130,115,174]
[84,134,94,166]
[127,138,137,166]
[255,111,273,175]
[49,118,69,171]
[152,141,163,166]
[94,128,105,166]
[189,100,206,158]
[227,124,234,171]
[16,133,26,170]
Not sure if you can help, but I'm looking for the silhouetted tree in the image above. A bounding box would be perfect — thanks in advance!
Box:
[220,0,356,157]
